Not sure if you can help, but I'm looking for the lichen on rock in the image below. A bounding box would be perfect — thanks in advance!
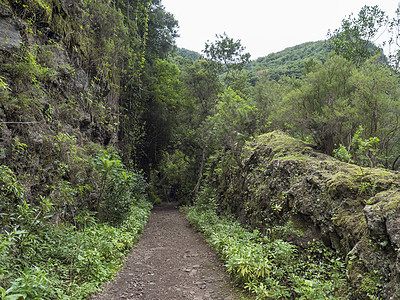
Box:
[209,130,400,298]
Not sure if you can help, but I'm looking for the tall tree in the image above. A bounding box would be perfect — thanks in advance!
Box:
[118,0,179,172]
[183,59,221,115]
[278,55,356,154]
[203,33,251,85]
[176,59,221,200]
[328,5,388,66]
[351,55,400,167]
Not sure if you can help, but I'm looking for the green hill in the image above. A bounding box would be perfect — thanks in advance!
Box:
[175,48,201,61]
[175,41,331,82]
[246,40,330,80]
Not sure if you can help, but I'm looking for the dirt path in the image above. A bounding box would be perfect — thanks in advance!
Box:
[90,202,244,300]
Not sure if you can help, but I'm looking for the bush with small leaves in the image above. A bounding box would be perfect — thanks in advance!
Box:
[186,204,349,299]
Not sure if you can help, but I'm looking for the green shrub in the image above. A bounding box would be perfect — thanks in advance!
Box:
[94,150,150,224]
[186,205,349,299]
[0,155,152,299]
[0,165,24,205]
[0,197,152,299]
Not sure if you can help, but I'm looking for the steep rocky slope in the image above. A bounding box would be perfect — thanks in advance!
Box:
[0,0,141,208]
[209,131,400,299]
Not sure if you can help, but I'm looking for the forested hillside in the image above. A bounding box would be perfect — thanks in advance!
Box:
[1,0,400,299]
[175,47,201,61]
[246,40,330,80]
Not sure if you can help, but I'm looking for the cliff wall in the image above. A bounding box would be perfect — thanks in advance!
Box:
[210,131,400,299]
[0,0,135,207]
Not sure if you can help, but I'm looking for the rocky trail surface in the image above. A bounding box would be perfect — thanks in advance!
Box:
[90,202,244,300]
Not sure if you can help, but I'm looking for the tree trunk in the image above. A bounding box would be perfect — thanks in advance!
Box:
[193,143,207,202]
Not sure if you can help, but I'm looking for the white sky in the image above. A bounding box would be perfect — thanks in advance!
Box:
[161,0,400,59]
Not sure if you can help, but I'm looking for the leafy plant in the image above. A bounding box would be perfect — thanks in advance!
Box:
[186,206,348,299]
[0,76,10,93]
[0,196,152,299]
[0,148,152,299]
[333,144,354,163]
[1,266,53,300]
[94,150,149,224]
[350,126,382,167]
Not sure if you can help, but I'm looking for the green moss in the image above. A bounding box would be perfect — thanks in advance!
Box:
[275,154,308,161]
[262,131,306,153]
[333,210,366,235]
[327,172,359,194]
[368,190,400,216]
[360,272,382,295]
[13,0,53,24]
[0,1,11,8]
[34,0,52,19]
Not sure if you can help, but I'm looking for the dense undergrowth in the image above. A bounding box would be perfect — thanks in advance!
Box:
[0,199,151,299]
[186,193,350,299]
[0,149,153,299]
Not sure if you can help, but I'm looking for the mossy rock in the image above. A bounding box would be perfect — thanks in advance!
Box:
[211,131,400,298]
[364,190,400,251]
[10,0,53,24]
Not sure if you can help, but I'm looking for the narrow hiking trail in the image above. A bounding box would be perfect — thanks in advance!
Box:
[90,202,244,300]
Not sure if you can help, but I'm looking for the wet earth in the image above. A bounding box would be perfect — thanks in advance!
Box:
[90,202,244,300]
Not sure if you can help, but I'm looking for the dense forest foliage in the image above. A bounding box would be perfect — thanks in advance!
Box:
[246,40,330,80]
[1,0,400,298]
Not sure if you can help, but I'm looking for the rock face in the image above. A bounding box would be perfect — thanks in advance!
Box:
[0,5,22,52]
[0,0,122,206]
[210,131,400,299]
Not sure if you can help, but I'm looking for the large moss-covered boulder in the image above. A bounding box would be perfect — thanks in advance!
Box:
[211,131,400,298]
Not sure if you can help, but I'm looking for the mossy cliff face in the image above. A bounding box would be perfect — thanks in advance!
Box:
[0,0,147,206]
[0,0,124,140]
[209,131,400,299]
